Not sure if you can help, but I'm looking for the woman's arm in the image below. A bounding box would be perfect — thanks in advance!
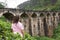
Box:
[21,29,24,37]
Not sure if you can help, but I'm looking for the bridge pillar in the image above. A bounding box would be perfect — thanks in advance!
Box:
[39,12,45,36]
[30,12,38,36]
[47,15,53,37]
[31,18,38,36]
[44,12,53,37]
[55,12,59,28]
[26,12,33,36]
[52,12,58,28]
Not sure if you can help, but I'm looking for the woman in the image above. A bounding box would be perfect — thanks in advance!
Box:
[11,16,24,37]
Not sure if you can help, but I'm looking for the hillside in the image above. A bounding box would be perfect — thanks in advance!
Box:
[17,0,60,11]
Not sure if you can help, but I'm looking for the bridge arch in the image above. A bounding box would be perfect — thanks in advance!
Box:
[31,12,37,18]
[20,12,29,19]
[2,11,15,21]
[53,12,56,16]
[40,13,44,17]
[47,13,51,17]
[3,11,15,16]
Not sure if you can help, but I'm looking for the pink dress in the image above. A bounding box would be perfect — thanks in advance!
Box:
[11,22,24,37]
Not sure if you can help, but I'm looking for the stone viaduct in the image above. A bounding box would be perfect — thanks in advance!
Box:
[0,8,60,37]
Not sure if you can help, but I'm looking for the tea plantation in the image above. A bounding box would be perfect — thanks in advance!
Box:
[0,16,60,40]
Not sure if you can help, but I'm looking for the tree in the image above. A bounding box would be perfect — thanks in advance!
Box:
[0,2,5,8]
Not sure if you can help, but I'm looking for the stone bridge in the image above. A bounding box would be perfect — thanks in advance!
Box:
[0,8,60,37]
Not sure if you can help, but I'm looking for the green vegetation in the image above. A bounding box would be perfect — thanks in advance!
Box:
[18,0,60,11]
[0,16,60,40]
[0,2,5,8]
[53,23,60,40]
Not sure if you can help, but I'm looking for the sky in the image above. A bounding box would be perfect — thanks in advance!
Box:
[0,0,28,8]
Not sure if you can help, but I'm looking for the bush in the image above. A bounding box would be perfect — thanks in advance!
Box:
[0,16,59,40]
[0,17,36,40]
[53,23,60,40]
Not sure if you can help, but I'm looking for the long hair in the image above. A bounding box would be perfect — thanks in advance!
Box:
[12,16,19,23]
